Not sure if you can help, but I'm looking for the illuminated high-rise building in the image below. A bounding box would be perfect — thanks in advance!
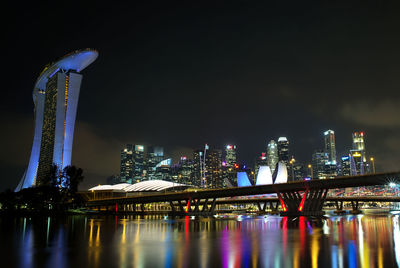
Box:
[340,155,351,176]
[277,137,289,164]
[225,145,237,167]
[146,146,164,179]
[324,130,337,164]
[351,132,367,175]
[193,149,202,186]
[16,49,98,191]
[205,148,223,188]
[352,132,366,153]
[134,145,145,181]
[193,146,223,188]
[323,130,337,178]
[312,150,328,179]
[267,140,279,173]
[223,145,237,187]
[176,156,194,185]
[120,144,134,183]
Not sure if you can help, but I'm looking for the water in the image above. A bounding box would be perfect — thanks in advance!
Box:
[1,213,399,267]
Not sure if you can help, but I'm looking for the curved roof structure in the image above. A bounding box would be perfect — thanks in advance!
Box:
[34,48,98,97]
[88,180,188,192]
[89,183,131,191]
[274,161,288,184]
[237,172,252,187]
[256,166,273,185]
[124,180,187,192]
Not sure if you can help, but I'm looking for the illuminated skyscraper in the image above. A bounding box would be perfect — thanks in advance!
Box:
[352,132,366,153]
[205,149,223,188]
[324,130,337,164]
[277,137,289,165]
[323,130,337,178]
[16,49,98,191]
[351,132,367,175]
[176,156,193,185]
[146,146,164,179]
[312,150,328,179]
[120,144,134,183]
[225,145,237,167]
[224,145,237,187]
[134,145,145,181]
[340,155,351,176]
[267,140,278,173]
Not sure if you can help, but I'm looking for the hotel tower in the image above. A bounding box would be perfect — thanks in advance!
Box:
[15,49,98,191]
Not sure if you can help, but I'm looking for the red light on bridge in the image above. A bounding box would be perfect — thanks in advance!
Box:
[278,195,287,212]
[185,198,191,213]
[298,190,308,212]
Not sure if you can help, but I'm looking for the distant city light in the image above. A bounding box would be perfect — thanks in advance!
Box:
[304,177,311,181]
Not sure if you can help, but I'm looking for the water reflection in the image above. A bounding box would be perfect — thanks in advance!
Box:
[0,214,399,267]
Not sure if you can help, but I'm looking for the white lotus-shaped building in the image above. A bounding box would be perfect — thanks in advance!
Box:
[237,161,287,187]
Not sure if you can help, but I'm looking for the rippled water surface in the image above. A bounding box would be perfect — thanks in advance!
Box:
[1,214,399,267]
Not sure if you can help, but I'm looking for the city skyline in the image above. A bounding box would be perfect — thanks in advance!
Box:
[2,2,400,190]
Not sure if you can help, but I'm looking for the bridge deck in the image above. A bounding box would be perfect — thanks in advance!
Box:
[84,172,400,206]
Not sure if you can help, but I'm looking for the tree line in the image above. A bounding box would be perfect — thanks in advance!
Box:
[0,165,84,213]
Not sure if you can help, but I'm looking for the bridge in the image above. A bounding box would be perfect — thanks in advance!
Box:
[82,172,400,216]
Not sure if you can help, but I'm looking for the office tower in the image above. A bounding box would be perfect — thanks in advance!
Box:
[287,158,305,182]
[267,140,279,173]
[205,149,223,188]
[352,132,366,153]
[146,146,164,179]
[155,158,172,180]
[193,150,201,186]
[324,130,337,164]
[120,144,134,183]
[16,49,98,191]
[351,132,367,175]
[340,155,351,176]
[223,145,238,187]
[177,156,193,185]
[292,162,306,181]
[134,145,145,181]
[225,145,237,167]
[312,150,329,179]
[277,137,290,165]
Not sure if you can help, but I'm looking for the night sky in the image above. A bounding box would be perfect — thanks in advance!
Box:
[2,2,400,191]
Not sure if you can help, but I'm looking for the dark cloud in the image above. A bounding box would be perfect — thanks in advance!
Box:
[340,99,400,127]
[72,122,122,178]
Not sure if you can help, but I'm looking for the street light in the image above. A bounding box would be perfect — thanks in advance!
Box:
[307,164,313,179]
[370,157,376,174]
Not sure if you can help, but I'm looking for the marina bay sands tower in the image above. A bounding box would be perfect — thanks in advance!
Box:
[15,49,98,191]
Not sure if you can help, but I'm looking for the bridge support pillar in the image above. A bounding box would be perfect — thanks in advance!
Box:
[168,198,217,216]
[334,201,346,214]
[278,188,328,217]
[350,201,362,214]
